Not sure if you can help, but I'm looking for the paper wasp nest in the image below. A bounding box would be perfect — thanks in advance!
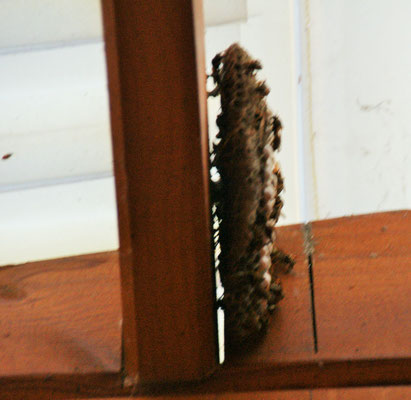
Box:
[209,44,294,345]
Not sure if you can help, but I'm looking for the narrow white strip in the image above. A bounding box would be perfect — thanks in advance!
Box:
[0,177,119,266]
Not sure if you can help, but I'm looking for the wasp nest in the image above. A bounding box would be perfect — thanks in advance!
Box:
[209,44,294,345]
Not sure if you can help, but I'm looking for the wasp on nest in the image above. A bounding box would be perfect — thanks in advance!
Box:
[209,44,294,346]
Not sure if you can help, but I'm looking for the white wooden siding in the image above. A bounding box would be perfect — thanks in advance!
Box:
[0,43,112,190]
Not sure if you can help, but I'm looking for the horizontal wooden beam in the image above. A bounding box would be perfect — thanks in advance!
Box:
[312,385,411,400]
[0,252,121,376]
[1,358,410,399]
[0,373,123,400]
[2,372,410,399]
[94,386,411,399]
[311,210,411,359]
[0,212,410,398]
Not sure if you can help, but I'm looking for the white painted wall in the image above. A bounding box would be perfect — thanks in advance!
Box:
[298,0,411,220]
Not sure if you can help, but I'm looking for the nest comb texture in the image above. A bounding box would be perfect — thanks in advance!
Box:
[210,44,293,344]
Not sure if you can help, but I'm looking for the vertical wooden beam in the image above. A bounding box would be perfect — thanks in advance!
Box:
[101,0,216,384]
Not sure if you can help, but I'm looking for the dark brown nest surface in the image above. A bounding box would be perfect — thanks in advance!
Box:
[209,44,294,345]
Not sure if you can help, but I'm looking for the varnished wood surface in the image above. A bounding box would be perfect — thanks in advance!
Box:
[207,357,410,392]
[6,386,407,400]
[216,392,309,400]
[2,377,410,400]
[0,373,124,400]
[82,386,411,399]
[101,0,217,383]
[0,252,121,376]
[311,210,411,359]
[100,0,139,381]
[0,211,410,398]
[312,386,411,399]
[86,391,310,400]
[211,211,411,391]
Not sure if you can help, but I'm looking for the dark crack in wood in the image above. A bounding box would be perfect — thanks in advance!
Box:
[303,223,318,353]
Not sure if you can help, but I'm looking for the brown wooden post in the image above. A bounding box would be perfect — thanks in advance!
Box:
[101,0,217,384]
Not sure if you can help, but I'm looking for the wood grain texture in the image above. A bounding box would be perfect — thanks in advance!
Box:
[0,252,121,376]
[311,211,411,358]
[87,397,214,400]
[4,383,409,400]
[0,373,124,400]
[101,0,217,383]
[219,392,309,400]
[100,0,139,381]
[83,387,411,400]
[311,211,410,260]
[313,386,411,400]
[0,212,410,398]
[204,358,411,393]
[84,391,310,400]
[226,223,314,363]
